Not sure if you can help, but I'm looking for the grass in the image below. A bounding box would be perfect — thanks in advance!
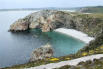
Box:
[78,6,103,13]
[3,60,56,69]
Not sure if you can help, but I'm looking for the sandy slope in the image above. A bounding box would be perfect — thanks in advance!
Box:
[54,28,94,43]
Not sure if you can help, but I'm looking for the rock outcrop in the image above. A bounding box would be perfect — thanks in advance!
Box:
[9,10,103,37]
[10,10,65,32]
[30,43,53,62]
[9,19,29,32]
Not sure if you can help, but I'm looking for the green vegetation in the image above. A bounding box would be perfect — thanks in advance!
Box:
[78,6,103,13]
[79,32,103,52]
[3,59,57,69]
[72,13,103,37]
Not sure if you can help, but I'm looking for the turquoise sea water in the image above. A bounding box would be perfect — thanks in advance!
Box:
[32,30,86,57]
[46,32,85,57]
[0,11,86,68]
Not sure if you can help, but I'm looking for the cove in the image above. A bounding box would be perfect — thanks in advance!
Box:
[0,11,86,68]
[46,31,86,57]
[31,29,86,57]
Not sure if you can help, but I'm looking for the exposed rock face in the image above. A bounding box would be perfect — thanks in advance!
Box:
[9,10,103,37]
[9,19,29,31]
[30,43,53,62]
[9,10,75,32]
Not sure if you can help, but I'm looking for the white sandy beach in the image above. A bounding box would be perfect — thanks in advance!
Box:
[25,54,103,69]
[54,28,94,43]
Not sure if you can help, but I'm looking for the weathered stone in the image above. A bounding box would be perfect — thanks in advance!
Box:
[9,19,29,32]
[9,10,103,37]
[30,43,53,62]
[29,22,39,29]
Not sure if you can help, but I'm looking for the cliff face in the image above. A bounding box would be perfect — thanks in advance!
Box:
[10,19,29,31]
[9,10,103,37]
[10,10,75,32]
[10,10,67,32]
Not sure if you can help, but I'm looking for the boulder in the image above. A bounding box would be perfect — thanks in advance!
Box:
[30,43,53,62]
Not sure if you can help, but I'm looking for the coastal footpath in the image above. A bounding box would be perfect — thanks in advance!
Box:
[25,54,103,69]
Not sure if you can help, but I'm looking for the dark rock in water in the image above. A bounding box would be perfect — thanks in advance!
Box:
[30,43,53,62]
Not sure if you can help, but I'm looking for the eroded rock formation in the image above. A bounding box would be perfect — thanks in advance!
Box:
[30,43,53,62]
[9,10,103,37]
[10,10,65,32]
[10,19,29,31]
[9,10,79,32]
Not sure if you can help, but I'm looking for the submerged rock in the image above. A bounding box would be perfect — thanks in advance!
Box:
[30,43,53,62]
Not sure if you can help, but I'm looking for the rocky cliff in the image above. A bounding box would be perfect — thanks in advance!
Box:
[9,10,103,37]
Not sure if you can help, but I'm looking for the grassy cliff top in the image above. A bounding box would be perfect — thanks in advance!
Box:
[77,6,103,13]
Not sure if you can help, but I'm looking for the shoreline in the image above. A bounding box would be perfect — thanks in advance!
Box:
[54,28,94,43]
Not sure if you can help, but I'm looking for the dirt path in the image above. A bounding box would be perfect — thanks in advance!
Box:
[25,54,103,69]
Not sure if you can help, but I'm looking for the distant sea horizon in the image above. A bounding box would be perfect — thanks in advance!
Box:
[0,7,77,11]
[0,5,103,11]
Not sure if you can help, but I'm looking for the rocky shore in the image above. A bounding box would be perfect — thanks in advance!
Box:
[30,43,53,62]
[9,10,103,37]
